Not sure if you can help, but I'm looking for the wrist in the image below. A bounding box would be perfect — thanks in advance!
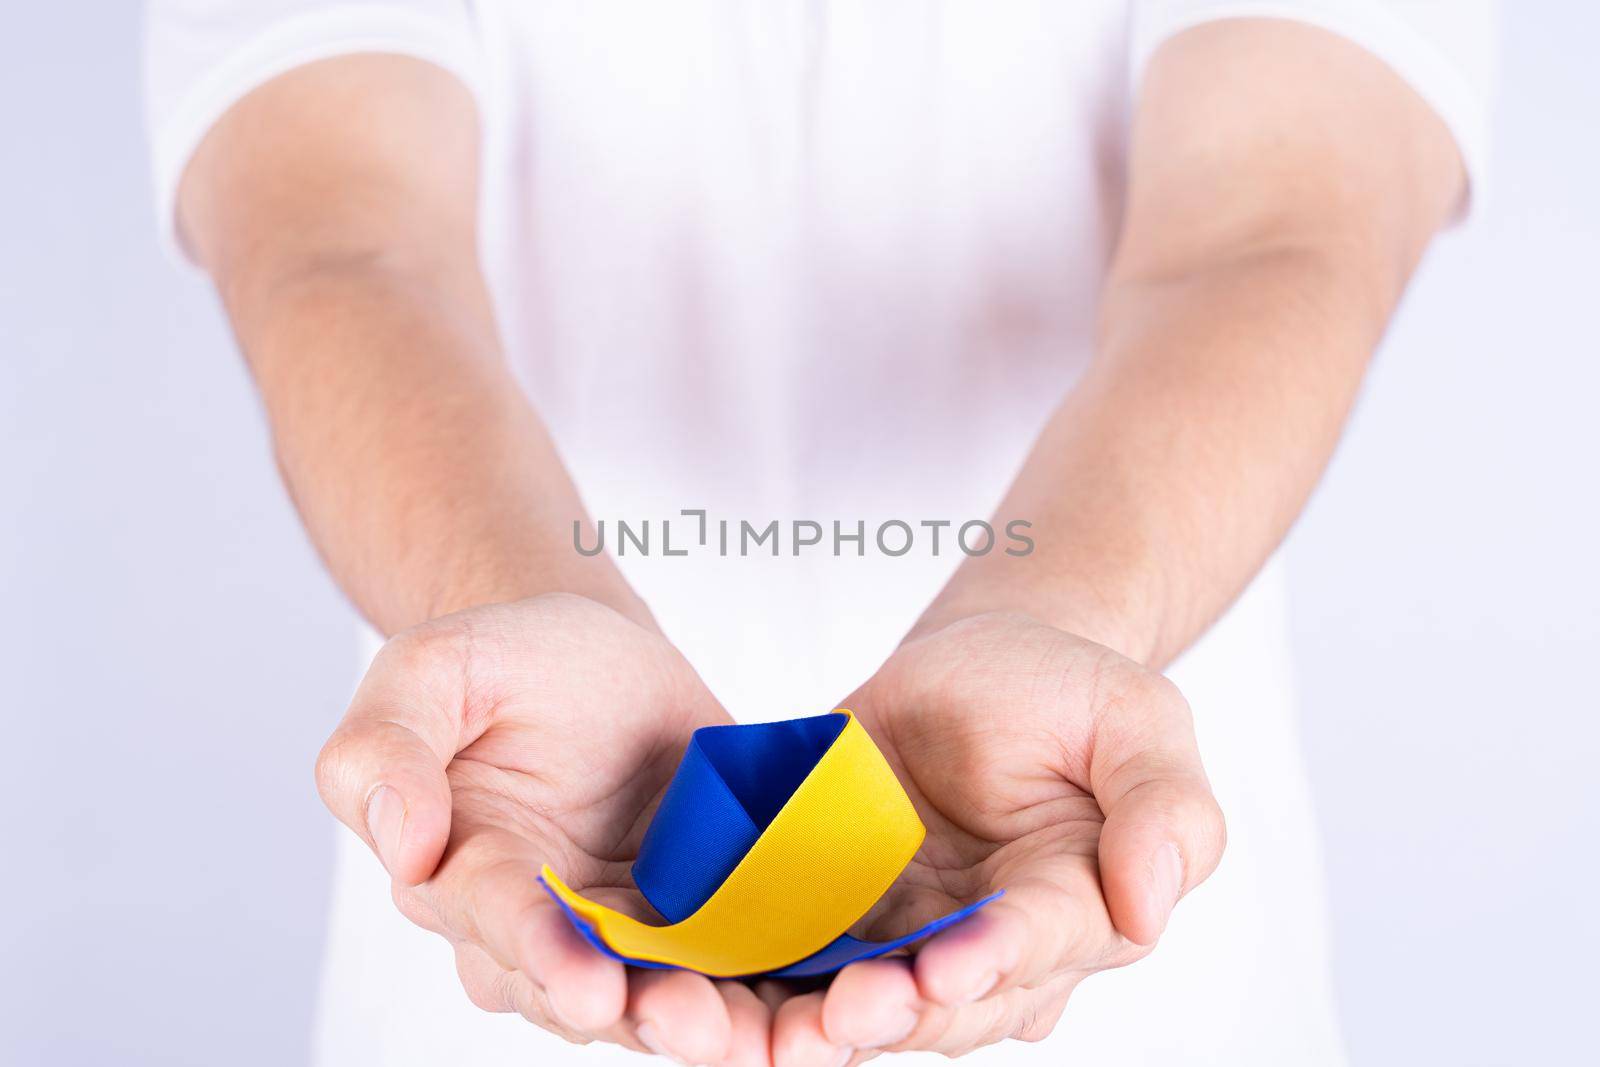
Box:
[912,552,1170,666]
[383,542,657,637]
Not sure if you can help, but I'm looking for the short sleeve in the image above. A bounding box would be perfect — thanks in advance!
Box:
[143,1,484,264]
[1130,0,1497,226]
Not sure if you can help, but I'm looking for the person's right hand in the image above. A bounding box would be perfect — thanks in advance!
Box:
[315,593,771,1066]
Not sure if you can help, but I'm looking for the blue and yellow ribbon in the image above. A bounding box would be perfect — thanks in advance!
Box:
[539,710,999,978]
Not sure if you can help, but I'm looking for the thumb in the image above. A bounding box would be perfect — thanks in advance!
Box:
[1092,674,1227,946]
[314,633,464,885]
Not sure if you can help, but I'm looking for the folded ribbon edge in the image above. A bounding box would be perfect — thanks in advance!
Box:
[539,710,925,976]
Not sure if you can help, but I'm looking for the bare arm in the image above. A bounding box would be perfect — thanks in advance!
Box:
[789,23,1475,1061]
[181,55,761,1059]
[180,54,646,636]
[921,19,1466,667]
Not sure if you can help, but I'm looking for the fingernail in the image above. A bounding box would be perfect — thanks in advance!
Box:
[957,970,998,1005]
[365,785,405,874]
[1152,842,1185,916]
[860,1008,918,1049]
[635,1021,702,1066]
[830,1048,854,1067]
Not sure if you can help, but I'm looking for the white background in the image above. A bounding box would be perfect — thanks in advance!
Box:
[2,5,1596,1065]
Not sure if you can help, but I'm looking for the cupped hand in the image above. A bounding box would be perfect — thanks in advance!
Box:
[314,593,772,1066]
[768,612,1227,1065]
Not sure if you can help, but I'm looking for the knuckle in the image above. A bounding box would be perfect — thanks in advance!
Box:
[1105,933,1156,969]
[312,731,356,810]
[1012,979,1074,1043]
[459,979,504,1014]
[311,741,339,805]
[418,867,479,938]
[498,971,535,1021]
[1047,925,1091,975]
[1094,662,1194,745]
[509,984,548,1029]
[937,995,1012,1058]
[1012,1010,1044,1043]
[392,882,443,933]
[459,977,507,1014]
[510,977,593,1044]
[1014,998,1067,1042]
[455,949,512,1014]
[1201,792,1227,842]
[1137,669,1191,723]
[1193,793,1228,873]
[1110,662,1189,718]
[379,623,467,686]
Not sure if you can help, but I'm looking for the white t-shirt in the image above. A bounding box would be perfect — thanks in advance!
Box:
[145,3,1493,1064]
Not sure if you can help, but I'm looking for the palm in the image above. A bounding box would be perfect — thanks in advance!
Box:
[844,614,1121,961]
[412,594,732,928]
[761,612,1223,1061]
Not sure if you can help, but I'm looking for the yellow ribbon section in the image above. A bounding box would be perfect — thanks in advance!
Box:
[541,710,925,977]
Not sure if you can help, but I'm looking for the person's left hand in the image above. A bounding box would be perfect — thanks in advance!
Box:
[765,611,1227,1064]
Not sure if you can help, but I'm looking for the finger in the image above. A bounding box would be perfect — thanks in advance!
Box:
[820,959,920,1051]
[390,877,447,936]
[772,991,850,1067]
[913,856,1119,1006]
[453,940,521,1015]
[508,969,616,1046]
[753,979,795,1017]
[629,968,734,1066]
[898,975,1075,1056]
[315,630,469,885]
[1091,673,1227,945]
[421,838,628,1031]
[450,942,588,1041]
[717,981,777,1067]
[1097,772,1226,944]
[1010,976,1074,1043]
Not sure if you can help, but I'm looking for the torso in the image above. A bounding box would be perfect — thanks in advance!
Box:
[469,1,1134,707]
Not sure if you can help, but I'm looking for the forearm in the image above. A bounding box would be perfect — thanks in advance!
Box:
[179,56,645,636]
[919,19,1463,668]
[921,246,1385,667]
[223,256,647,636]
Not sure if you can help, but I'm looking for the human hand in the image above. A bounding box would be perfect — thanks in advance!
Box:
[314,593,772,1066]
[767,612,1226,1064]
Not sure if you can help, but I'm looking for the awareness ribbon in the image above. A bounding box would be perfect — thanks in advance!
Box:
[539,710,1000,978]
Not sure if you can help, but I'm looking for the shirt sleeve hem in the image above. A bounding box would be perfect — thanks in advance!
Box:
[1129,2,1491,228]
[147,4,483,268]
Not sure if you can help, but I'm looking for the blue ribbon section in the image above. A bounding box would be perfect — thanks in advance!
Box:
[632,714,848,921]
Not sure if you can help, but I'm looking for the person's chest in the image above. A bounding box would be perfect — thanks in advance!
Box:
[471,1,1135,513]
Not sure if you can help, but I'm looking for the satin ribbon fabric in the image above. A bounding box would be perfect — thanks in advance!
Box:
[539,710,1000,978]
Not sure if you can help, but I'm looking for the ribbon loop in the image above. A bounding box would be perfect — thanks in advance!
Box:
[540,710,1000,977]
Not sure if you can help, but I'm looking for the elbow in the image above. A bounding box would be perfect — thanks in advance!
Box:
[1100,230,1409,357]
